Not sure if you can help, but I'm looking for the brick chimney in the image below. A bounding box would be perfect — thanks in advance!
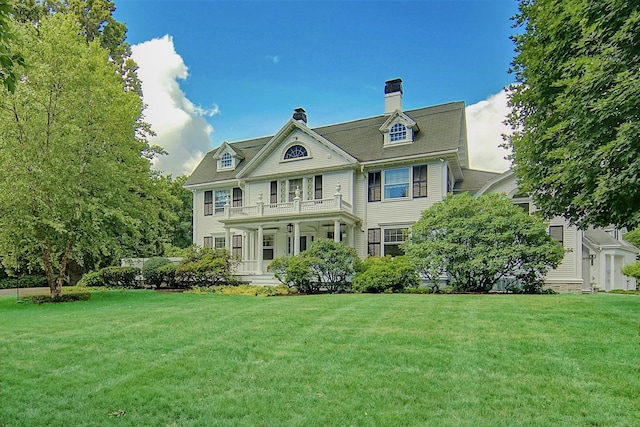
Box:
[384,78,403,115]
[293,107,307,124]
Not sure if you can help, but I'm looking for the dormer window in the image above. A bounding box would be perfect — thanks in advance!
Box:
[284,144,308,160]
[221,153,232,168]
[390,123,407,142]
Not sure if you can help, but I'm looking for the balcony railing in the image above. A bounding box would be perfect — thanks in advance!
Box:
[223,183,352,219]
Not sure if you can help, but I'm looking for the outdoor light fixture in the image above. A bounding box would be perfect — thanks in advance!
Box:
[287,223,293,233]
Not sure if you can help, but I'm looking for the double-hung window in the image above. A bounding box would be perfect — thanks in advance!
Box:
[389,123,407,142]
[384,228,408,256]
[413,165,427,198]
[204,191,213,216]
[384,168,409,199]
[232,187,242,207]
[549,225,564,246]
[314,175,323,200]
[221,153,232,168]
[215,189,230,213]
[368,171,381,202]
[367,228,381,256]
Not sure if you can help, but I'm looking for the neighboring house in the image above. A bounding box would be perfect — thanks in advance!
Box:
[184,78,638,292]
[476,170,638,292]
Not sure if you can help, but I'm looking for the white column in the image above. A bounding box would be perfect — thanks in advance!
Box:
[294,222,301,255]
[225,227,231,250]
[608,254,615,291]
[334,220,341,242]
[257,225,264,274]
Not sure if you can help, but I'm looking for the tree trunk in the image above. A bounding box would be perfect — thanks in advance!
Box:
[41,239,61,298]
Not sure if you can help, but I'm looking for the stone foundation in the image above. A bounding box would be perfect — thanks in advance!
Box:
[544,281,583,294]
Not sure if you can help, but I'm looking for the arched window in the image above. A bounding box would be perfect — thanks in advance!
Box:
[284,145,308,160]
[221,153,232,168]
[390,123,407,142]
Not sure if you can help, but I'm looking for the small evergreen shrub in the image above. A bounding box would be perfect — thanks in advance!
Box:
[157,263,177,287]
[353,256,420,293]
[77,271,104,287]
[187,284,290,296]
[0,274,48,289]
[142,257,173,287]
[19,292,91,304]
[98,266,141,288]
[174,246,239,288]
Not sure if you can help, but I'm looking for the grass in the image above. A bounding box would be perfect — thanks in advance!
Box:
[0,291,638,427]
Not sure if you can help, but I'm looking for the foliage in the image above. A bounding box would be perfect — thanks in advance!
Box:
[76,271,104,287]
[268,239,359,293]
[156,263,177,287]
[622,228,640,249]
[506,0,640,229]
[142,256,173,287]
[187,284,291,297]
[174,246,239,288]
[621,261,640,280]
[97,266,140,289]
[0,13,167,297]
[0,273,47,289]
[0,0,24,92]
[405,193,565,293]
[18,291,91,304]
[353,256,420,293]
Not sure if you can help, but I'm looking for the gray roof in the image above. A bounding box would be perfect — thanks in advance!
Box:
[584,228,638,252]
[454,168,502,194]
[186,102,467,186]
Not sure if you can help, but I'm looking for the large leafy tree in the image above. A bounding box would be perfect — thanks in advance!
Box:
[405,193,565,293]
[0,0,23,92]
[506,0,640,229]
[0,13,160,296]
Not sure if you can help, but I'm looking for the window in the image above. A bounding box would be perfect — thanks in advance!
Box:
[203,236,213,248]
[413,165,427,198]
[232,235,242,257]
[284,144,308,160]
[221,152,232,168]
[549,225,564,246]
[515,202,530,213]
[288,178,302,201]
[232,187,242,207]
[390,123,407,142]
[214,237,225,249]
[384,168,409,199]
[270,181,278,204]
[368,228,381,256]
[215,189,230,213]
[314,175,323,200]
[368,171,381,202]
[384,228,407,256]
[263,234,274,260]
[204,191,213,216]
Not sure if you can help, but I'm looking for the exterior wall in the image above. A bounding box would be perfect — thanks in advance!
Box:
[544,218,583,290]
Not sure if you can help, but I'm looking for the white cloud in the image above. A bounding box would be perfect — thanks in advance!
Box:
[266,55,280,64]
[466,89,512,173]
[131,35,216,176]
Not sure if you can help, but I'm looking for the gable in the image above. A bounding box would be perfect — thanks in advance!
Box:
[239,121,358,180]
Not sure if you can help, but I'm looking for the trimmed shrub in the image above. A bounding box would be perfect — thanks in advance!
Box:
[19,292,91,304]
[188,284,290,297]
[98,266,141,289]
[0,274,48,289]
[353,256,420,293]
[174,246,239,288]
[142,257,173,287]
[77,271,105,287]
[157,263,177,287]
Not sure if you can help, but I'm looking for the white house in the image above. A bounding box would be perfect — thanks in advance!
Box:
[184,79,637,292]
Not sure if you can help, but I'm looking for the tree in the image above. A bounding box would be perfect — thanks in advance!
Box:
[506,0,640,229]
[0,0,24,92]
[622,228,640,249]
[0,14,159,297]
[405,193,565,293]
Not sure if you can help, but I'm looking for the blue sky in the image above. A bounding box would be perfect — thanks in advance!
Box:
[113,0,519,175]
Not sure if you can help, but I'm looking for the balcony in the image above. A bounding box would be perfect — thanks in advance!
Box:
[220,183,354,222]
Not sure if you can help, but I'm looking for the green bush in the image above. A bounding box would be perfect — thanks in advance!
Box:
[188,284,291,297]
[0,274,47,289]
[156,263,177,287]
[622,261,640,280]
[268,239,359,294]
[77,271,104,287]
[98,266,141,289]
[174,246,239,288]
[353,256,420,293]
[19,292,91,304]
[142,257,173,287]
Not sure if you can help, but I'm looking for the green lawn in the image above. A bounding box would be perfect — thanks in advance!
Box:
[0,291,638,427]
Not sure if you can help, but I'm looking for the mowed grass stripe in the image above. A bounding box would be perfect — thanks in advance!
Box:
[0,291,638,426]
